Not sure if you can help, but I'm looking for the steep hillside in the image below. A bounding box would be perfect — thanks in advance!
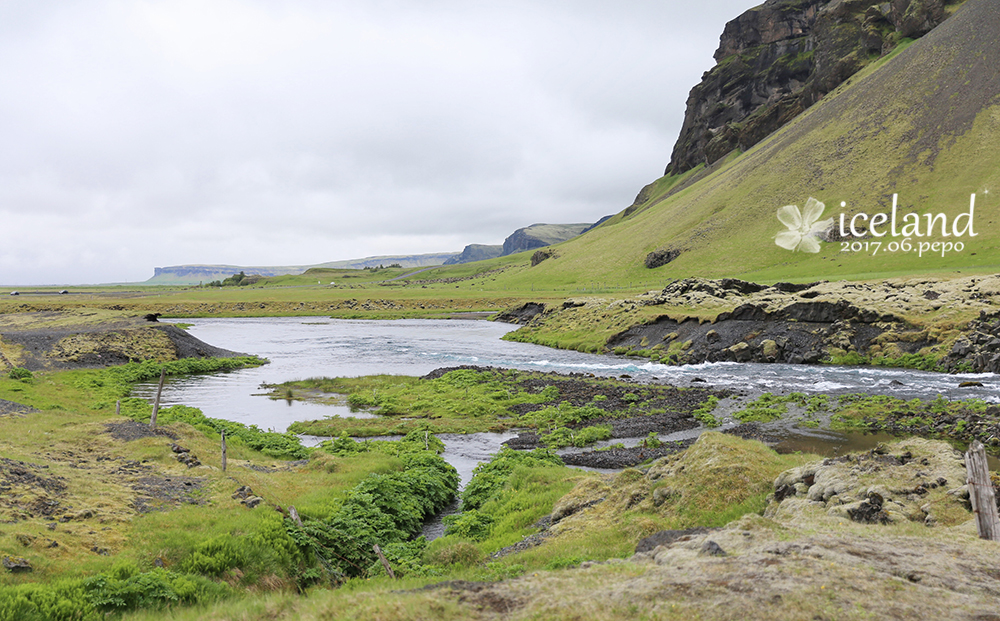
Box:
[667,0,966,176]
[508,0,1000,287]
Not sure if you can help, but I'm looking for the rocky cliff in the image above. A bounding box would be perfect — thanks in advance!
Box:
[501,223,593,256]
[442,244,504,265]
[666,0,965,175]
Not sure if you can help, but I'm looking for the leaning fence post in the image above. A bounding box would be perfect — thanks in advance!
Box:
[373,544,396,579]
[965,440,1000,541]
[221,430,227,472]
[115,400,121,417]
[149,368,166,429]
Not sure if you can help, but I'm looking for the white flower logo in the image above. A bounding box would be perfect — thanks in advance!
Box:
[774,197,833,253]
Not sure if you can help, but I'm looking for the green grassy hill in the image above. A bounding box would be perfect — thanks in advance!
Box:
[494,0,1000,287]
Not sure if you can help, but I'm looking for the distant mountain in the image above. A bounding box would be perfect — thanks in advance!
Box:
[146,253,459,285]
[500,223,593,256]
[442,244,504,265]
[147,220,600,284]
[444,223,596,266]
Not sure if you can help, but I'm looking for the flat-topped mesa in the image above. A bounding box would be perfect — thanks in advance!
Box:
[665,0,962,176]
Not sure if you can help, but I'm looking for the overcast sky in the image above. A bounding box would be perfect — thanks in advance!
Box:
[0,0,757,285]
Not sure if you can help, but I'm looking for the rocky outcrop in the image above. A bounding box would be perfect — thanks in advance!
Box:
[493,302,547,325]
[499,275,1000,371]
[607,296,913,365]
[666,0,965,175]
[766,438,969,528]
[442,244,504,265]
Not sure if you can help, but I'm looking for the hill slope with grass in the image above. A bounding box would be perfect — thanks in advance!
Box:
[502,0,999,288]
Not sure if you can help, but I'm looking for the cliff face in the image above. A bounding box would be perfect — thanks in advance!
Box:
[442,244,504,265]
[500,223,592,257]
[666,0,963,175]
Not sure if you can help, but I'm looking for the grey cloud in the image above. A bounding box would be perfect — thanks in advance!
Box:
[0,0,757,285]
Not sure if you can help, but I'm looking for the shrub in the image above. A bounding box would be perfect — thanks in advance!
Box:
[290,436,458,578]
[424,540,484,567]
[460,447,563,511]
[7,367,32,381]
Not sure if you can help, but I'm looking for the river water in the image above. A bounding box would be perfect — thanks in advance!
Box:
[133,316,999,486]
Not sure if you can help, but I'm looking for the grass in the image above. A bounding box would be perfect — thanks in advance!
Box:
[0,363,459,617]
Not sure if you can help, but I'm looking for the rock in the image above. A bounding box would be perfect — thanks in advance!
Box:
[958,381,984,388]
[760,339,780,361]
[652,488,680,507]
[705,330,720,343]
[15,534,33,547]
[700,540,727,557]
[728,342,752,362]
[176,452,201,468]
[531,249,555,267]
[645,249,681,269]
[243,496,265,509]
[2,556,31,573]
[494,303,546,325]
[233,485,254,500]
[635,528,714,554]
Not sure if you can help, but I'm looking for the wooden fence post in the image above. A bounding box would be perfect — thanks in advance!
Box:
[288,506,303,527]
[149,368,166,429]
[373,544,395,579]
[965,440,1000,541]
[115,400,120,417]
[221,430,227,472]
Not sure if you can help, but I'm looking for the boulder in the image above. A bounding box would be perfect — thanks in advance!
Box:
[2,556,31,573]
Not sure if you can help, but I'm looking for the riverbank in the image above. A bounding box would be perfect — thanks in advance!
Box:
[500,275,1000,374]
[0,308,247,372]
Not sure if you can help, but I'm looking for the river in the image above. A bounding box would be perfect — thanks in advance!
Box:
[132,316,999,486]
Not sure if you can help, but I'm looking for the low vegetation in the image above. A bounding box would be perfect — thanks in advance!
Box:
[282,368,723,445]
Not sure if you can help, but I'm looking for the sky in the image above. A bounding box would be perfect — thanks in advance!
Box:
[0,0,758,285]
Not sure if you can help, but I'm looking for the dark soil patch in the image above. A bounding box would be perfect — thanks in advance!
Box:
[416,581,523,615]
[0,457,68,521]
[561,439,694,469]
[722,422,781,445]
[0,457,67,496]
[105,421,179,442]
[636,527,718,553]
[0,399,37,417]
[132,475,206,514]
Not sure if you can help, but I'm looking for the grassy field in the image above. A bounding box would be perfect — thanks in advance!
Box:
[1,359,823,620]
